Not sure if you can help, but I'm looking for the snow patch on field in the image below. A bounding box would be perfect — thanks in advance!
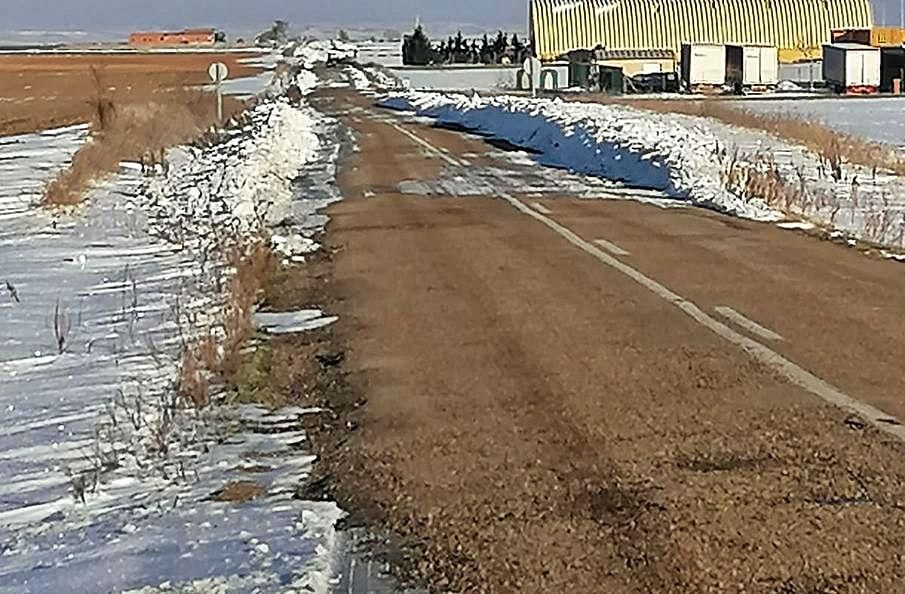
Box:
[737,97,905,149]
[0,72,347,591]
[0,124,89,220]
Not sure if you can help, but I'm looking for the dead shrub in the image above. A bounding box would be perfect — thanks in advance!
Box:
[209,480,265,503]
[43,70,248,206]
[178,346,209,408]
[179,239,275,408]
[219,241,274,381]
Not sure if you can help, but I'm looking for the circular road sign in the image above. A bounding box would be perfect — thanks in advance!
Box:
[208,62,229,83]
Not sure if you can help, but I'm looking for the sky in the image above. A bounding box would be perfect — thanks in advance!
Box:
[0,0,900,38]
[0,0,528,35]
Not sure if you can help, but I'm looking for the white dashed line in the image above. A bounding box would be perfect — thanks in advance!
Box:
[594,238,630,256]
[530,202,552,215]
[497,191,905,442]
[715,306,784,342]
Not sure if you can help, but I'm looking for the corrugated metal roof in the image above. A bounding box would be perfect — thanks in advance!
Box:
[529,0,873,61]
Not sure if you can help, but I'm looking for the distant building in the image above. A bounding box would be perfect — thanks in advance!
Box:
[529,0,873,63]
[129,29,223,46]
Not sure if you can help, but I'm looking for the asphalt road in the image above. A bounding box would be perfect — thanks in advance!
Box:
[313,86,905,593]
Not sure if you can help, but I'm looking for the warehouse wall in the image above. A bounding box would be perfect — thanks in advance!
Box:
[389,66,521,91]
[388,64,571,91]
[530,0,872,62]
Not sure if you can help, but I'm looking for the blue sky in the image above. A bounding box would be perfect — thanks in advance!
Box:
[0,0,528,32]
[0,0,899,35]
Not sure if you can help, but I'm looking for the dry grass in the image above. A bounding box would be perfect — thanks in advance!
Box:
[44,69,248,205]
[718,147,905,248]
[178,239,275,407]
[0,52,260,137]
[209,480,265,503]
[721,148,822,217]
[617,99,905,176]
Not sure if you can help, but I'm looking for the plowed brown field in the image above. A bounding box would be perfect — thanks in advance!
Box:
[0,52,261,136]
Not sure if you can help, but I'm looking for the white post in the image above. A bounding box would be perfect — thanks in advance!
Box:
[216,78,223,124]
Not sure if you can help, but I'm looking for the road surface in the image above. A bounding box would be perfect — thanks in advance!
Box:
[312,86,905,593]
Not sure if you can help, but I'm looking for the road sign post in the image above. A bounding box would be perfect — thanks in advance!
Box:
[208,62,229,124]
[523,57,542,98]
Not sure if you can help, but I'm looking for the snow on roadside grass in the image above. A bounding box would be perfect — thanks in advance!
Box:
[0,69,347,592]
[0,124,88,220]
[383,92,905,252]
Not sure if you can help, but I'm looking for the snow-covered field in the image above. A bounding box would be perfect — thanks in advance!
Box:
[384,92,905,253]
[354,40,403,68]
[736,97,905,149]
[0,51,356,592]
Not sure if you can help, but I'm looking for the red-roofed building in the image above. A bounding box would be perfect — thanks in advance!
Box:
[129,29,219,46]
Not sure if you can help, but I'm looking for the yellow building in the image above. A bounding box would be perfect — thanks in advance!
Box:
[530,0,873,63]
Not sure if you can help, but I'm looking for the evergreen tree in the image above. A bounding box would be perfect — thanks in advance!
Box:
[494,30,507,53]
[403,25,432,65]
[511,33,526,63]
[480,33,492,64]
[454,31,466,53]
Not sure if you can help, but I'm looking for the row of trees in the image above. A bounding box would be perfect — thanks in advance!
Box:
[255,20,292,47]
[403,26,532,66]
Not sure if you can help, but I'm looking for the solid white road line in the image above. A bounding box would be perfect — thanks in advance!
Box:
[390,123,464,167]
[388,121,905,440]
[594,238,631,256]
[715,306,784,342]
[531,201,552,215]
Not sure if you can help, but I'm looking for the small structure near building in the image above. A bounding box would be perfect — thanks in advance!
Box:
[832,26,905,47]
[129,29,224,47]
[596,49,675,76]
[563,47,624,94]
[561,46,675,93]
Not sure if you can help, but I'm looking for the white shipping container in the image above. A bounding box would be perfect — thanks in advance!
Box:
[822,43,881,89]
[742,45,779,86]
[680,43,725,86]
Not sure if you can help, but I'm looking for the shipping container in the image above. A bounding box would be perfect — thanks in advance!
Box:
[680,43,726,90]
[740,45,779,88]
[822,43,880,94]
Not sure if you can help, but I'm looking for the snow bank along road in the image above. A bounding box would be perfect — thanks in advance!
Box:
[311,86,905,592]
